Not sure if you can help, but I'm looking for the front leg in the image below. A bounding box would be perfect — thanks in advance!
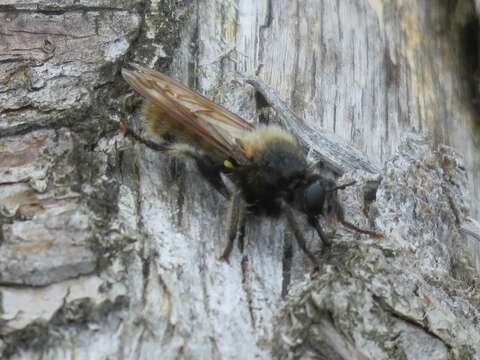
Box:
[307,216,332,247]
[336,204,382,239]
[284,204,319,269]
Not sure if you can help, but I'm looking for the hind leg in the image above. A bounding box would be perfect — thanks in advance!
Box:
[219,191,244,262]
[120,121,168,151]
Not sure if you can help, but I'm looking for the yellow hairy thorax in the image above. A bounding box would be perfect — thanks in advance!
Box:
[238,126,298,160]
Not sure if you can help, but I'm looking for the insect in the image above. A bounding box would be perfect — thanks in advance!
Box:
[121,64,380,267]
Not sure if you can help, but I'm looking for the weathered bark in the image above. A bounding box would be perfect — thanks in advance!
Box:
[274,137,480,359]
[1,0,480,359]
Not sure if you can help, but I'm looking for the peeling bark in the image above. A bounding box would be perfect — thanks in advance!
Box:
[274,137,480,359]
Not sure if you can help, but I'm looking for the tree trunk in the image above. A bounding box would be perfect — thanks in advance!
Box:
[1,0,480,359]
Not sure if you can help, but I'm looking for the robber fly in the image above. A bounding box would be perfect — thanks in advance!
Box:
[121,64,379,266]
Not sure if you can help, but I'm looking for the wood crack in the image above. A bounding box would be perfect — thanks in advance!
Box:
[371,293,452,350]
[281,232,293,298]
[241,255,256,328]
[0,6,130,14]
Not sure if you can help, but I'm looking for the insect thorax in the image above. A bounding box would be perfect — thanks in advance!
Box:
[235,138,308,216]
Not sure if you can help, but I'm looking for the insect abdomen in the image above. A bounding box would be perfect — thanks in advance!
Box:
[141,100,175,140]
[141,100,223,158]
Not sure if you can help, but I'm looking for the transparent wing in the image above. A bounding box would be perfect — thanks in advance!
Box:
[122,64,254,163]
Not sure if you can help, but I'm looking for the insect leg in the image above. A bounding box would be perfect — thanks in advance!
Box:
[325,180,356,192]
[120,121,168,151]
[192,155,230,198]
[122,122,230,197]
[307,216,332,247]
[236,203,247,253]
[164,147,231,197]
[284,205,318,269]
[336,202,382,239]
[219,190,242,262]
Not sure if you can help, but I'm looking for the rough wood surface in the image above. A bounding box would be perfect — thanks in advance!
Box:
[246,78,380,175]
[1,0,480,359]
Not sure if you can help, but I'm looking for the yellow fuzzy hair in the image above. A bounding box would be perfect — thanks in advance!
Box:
[140,100,220,158]
[141,100,172,139]
[239,126,298,159]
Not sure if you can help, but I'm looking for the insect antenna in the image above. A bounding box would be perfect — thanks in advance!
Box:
[324,180,356,193]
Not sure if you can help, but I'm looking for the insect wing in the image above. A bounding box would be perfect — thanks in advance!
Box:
[122,64,254,163]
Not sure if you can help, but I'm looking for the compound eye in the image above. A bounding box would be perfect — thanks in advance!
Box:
[304,181,326,215]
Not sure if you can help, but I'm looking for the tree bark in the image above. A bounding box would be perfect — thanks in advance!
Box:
[1,0,480,359]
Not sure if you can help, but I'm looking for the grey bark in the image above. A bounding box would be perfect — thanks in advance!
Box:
[1,1,480,359]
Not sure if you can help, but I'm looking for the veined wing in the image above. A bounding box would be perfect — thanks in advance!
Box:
[121,64,255,163]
